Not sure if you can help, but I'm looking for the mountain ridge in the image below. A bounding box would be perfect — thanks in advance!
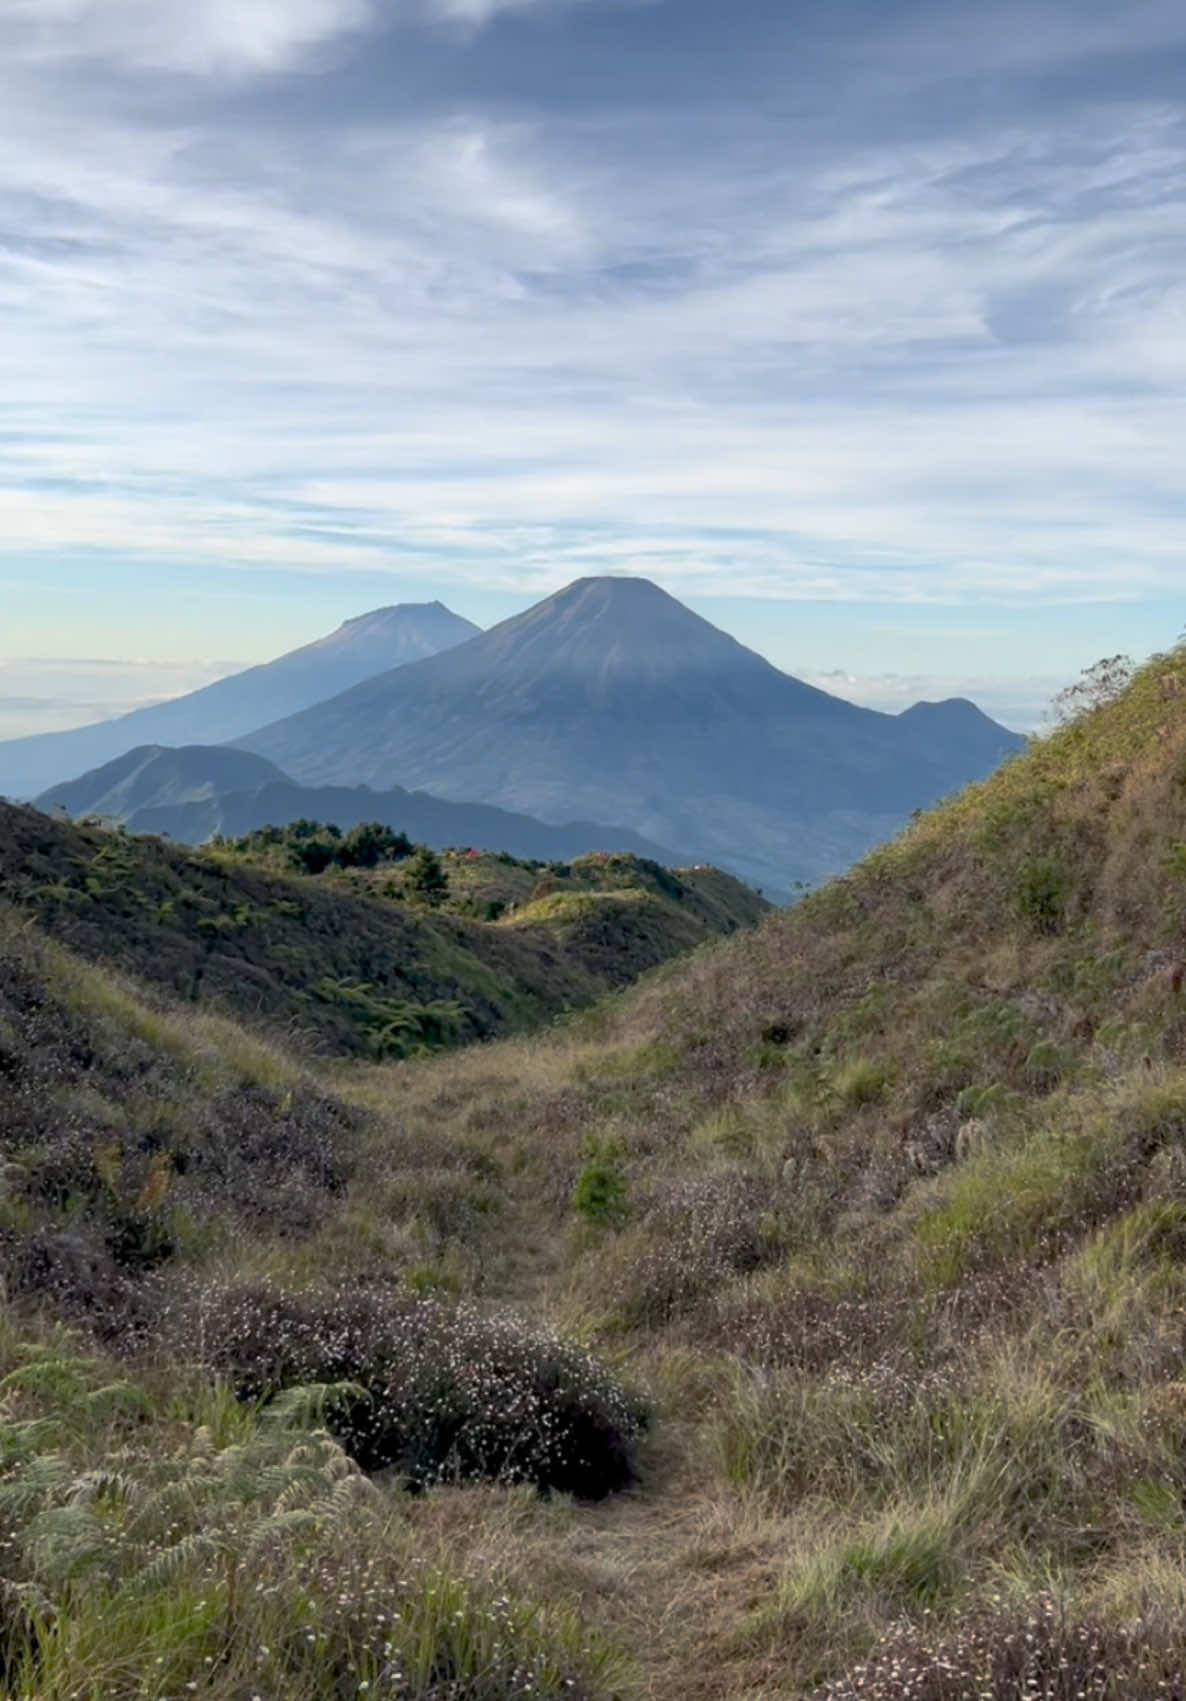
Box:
[235,575,1024,891]
[0,601,480,802]
[36,742,686,866]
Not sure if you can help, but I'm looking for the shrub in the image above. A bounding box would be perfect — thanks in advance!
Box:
[193,1282,647,1497]
[609,1173,787,1328]
[816,1594,1185,1699]
[1016,855,1071,935]
[571,1136,631,1228]
[406,847,450,906]
[833,1057,892,1108]
[341,820,414,868]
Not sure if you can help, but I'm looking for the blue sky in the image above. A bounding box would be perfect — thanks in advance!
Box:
[2,0,1185,736]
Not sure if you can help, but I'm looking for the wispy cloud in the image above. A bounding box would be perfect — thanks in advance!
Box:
[2,0,1185,623]
[800,669,1064,732]
[0,0,377,75]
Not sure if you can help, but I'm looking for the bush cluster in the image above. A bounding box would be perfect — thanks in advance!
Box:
[223,818,416,874]
[609,1172,787,1328]
[193,1282,648,1497]
[817,1596,1184,1700]
[0,1343,609,1700]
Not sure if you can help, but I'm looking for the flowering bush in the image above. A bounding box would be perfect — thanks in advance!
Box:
[817,1596,1184,1700]
[608,1172,786,1328]
[196,1282,648,1497]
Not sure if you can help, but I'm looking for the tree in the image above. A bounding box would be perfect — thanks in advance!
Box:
[405,847,449,906]
[289,837,338,875]
[1051,654,1134,725]
[340,822,412,869]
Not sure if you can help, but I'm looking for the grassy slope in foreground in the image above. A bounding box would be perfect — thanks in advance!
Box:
[338,645,1186,1697]
[7,648,1186,1698]
[0,801,766,1057]
[0,913,631,1698]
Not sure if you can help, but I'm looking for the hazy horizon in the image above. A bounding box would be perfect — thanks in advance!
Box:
[0,575,1129,742]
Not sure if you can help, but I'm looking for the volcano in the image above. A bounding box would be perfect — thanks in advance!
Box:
[0,602,479,802]
[232,577,1022,892]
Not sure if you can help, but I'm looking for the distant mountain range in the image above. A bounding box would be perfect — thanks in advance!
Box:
[10,576,1025,895]
[0,602,478,803]
[235,576,1025,891]
[35,744,682,866]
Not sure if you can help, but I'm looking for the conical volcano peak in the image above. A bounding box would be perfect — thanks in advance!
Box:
[234,573,1025,895]
[483,574,760,683]
[0,599,479,802]
[561,574,682,601]
[539,575,702,621]
[321,602,474,644]
[336,604,402,630]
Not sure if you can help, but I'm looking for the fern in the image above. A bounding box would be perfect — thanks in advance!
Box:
[261,1379,370,1433]
[133,1529,222,1592]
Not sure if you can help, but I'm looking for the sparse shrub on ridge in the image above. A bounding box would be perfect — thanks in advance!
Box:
[0,929,366,1328]
[1016,854,1072,934]
[191,1282,648,1497]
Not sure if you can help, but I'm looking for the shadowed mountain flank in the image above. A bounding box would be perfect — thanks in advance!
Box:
[34,743,684,866]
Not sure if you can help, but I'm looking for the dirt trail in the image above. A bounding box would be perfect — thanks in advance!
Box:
[406,1412,795,1701]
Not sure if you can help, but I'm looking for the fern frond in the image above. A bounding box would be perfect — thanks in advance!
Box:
[65,1467,140,1511]
[25,1505,109,1585]
[262,1381,370,1432]
[326,1470,379,1523]
[0,1359,91,1404]
[133,1530,221,1592]
[243,1507,322,1554]
[187,1425,217,1461]
[0,1451,72,1517]
[123,1466,220,1538]
[0,1415,60,1459]
[85,1381,154,1421]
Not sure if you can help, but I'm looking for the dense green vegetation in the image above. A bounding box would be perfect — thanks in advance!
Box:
[0,803,765,1059]
[6,646,1186,1697]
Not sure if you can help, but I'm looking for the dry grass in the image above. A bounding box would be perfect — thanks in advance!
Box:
[8,646,1186,1696]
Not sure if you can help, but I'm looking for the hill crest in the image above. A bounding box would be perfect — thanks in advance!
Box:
[34,742,685,866]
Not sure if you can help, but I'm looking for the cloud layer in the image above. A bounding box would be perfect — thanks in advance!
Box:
[0,656,238,738]
[2,0,1185,617]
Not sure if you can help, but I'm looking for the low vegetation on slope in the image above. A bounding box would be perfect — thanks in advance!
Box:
[0,802,764,1059]
[6,647,1186,1699]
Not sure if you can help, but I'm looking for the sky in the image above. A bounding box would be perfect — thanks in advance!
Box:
[2,0,1185,737]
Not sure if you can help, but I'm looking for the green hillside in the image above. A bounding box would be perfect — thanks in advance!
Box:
[5,648,1186,1698]
[0,802,765,1059]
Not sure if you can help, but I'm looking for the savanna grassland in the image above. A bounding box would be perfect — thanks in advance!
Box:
[5,651,1186,1699]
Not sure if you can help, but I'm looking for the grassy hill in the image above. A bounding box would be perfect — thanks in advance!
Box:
[0,802,765,1058]
[6,648,1186,1698]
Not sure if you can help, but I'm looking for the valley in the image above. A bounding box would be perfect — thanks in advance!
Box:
[2,646,1186,1697]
